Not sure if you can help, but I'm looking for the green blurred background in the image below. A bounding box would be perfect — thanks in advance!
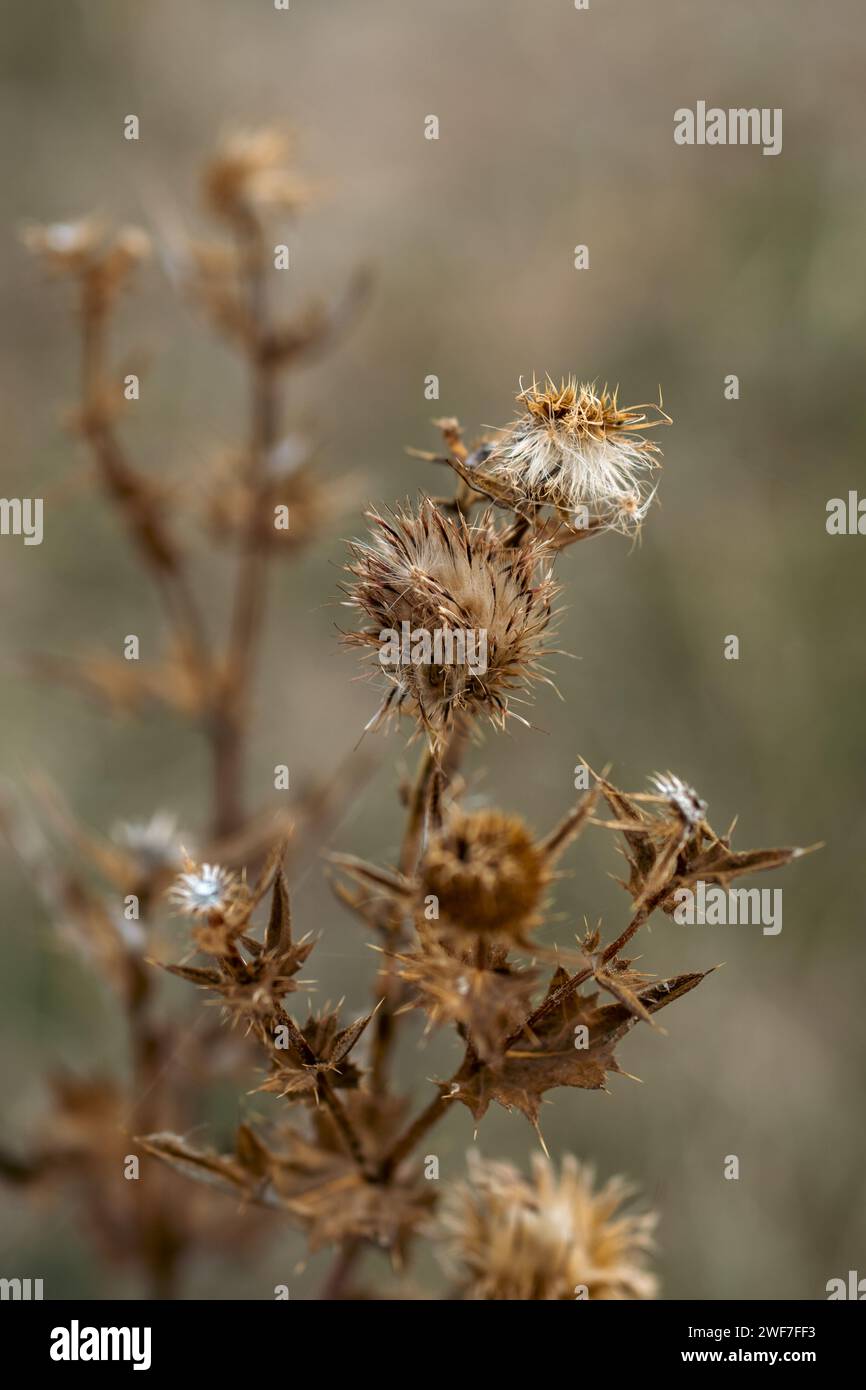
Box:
[1,0,864,1299]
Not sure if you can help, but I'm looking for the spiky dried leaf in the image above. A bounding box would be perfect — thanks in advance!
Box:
[453,966,711,1130]
[257,1006,374,1100]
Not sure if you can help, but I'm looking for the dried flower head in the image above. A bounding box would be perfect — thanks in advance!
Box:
[21,220,150,309]
[256,1005,373,1101]
[420,807,550,940]
[344,499,559,743]
[598,771,810,914]
[203,128,315,223]
[440,1152,658,1300]
[332,786,599,953]
[473,377,668,532]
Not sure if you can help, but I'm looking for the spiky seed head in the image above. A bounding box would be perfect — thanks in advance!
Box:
[440,1151,658,1301]
[344,499,559,742]
[479,376,668,531]
[419,806,549,939]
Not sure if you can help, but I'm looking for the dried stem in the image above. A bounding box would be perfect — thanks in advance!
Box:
[368,722,469,1095]
[78,279,211,678]
[212,218,281,839]
[319,1238,361,1299]
[378,1043,479,1181]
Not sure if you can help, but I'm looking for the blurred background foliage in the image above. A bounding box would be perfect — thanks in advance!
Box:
[1,0,864,1298]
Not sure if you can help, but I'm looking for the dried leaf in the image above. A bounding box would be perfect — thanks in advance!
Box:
[453,966,712,1129]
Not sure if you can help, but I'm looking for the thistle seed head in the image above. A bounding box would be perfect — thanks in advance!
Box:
[440,1151,658,1301]
[481,377,668,531]
[344,499,559,742]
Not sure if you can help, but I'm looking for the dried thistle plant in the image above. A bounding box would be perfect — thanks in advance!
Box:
[140,378,808,1297]
[4,130,814,1302]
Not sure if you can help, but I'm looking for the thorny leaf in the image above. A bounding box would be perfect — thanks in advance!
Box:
[597,775,811,912]
[265,866,292,954]
[256,1005,375,1100]
[453,965,712,1132]
[592,961,657,1026]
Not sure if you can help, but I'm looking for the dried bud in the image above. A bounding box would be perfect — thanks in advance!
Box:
[331,786,598,953]
[21,220,150,307]
[420,807,550,941]
[203,128,315,223]
[597,771,811,913]
[393,939,537,1062]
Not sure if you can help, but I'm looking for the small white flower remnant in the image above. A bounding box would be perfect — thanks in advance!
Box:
[20,219,150,278]
[650,772,708,828]
[169,862,235,918]
[485,377,669,531]
[265,433,312,481]
[113,812,186,874]
[20,217,104,271]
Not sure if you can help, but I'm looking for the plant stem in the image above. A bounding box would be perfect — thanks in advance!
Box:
[212,218,280,839]
[378,1043,479,1180]
[319,1239,361,1300]
[78,279,211,680]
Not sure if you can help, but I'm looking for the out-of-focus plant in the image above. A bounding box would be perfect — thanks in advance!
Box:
[1,129,368,1296]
